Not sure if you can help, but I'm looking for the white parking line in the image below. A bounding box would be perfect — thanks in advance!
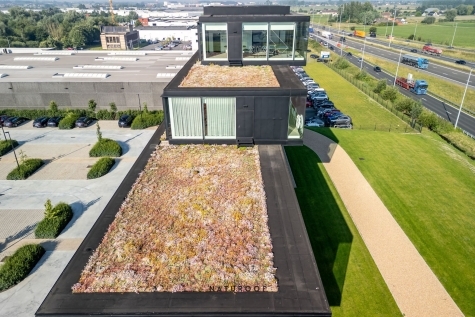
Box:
[421,98,427,101]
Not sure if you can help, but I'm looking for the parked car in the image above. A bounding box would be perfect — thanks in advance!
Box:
[155,46,163,51]
[33,116,50,128]
[316,101,335,111]
[47,116,62,127]
[75,117,94,128]
[410,48,417,53]
[3,116,28,127]
[305,119,325,127]
[0,115,10,127]
[118,115,133,128]
[329,114,352,126]
[310,54,318,59]
[373,66,382,72]
[312,92,329,102]
[455,60,466,65]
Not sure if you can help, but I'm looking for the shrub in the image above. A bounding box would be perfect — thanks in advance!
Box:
[373,79,387,94]
[333,57,351,70]
[422,17,436,24]
[7,158,43,180]
[35,203,73,239]
[109,102,117,112]
[89,138,122,157]
[87,157,115,179]
[381,86,398,102]
[355,70,369,81]
[410,102,423,120]
[0,244,45,291]
[0,139,19,157]
[58,113,80,129]
[88,99,97,112]
[49,100,58,114]
[394,98,414,114]
[131,111,164,130]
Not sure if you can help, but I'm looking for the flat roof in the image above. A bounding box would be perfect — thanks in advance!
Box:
[179,64,280,88]
[0,51,194,83]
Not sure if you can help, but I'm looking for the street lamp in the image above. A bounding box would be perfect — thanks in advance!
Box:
[360,37,367,70]
[393,49,403,86]
[450,22,458,48]
[389,7,397,47]
[338,5,343,35]
[413,22,418,41]
[1,127,20,169]
[454,68,473,129]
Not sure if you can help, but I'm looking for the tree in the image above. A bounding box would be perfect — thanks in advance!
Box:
[445,9,457,22]
[422,17,436,24]
[135,19,143,27]
[373,80,386,94]
[109,102,117,112]
[369,26,377,33]
[381,87,398,102]
[410,102,423,120]
[49,100,58,113]
[96,121,102,142]
[88,99,97,112]
[78,4,86,9]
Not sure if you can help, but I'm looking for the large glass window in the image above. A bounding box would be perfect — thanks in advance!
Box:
[169,97,203,139]
[203,98,236,139]
[242,23,268,60]
[269,23,295,60]
[203,23,228,60]
[294,22,309,61]
[288,96,305,139]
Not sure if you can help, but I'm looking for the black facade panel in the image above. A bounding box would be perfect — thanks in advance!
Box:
[227,22,242,62]
[236,97,254,139]
[254,97,289,141]
[204,5,290,16]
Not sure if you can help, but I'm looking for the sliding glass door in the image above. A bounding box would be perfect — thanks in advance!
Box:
[203,98,236,139]
[169,97,203,139]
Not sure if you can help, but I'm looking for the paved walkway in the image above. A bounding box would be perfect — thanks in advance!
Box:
[303,130,463,317]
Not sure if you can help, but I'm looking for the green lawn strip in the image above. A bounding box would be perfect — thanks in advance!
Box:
[313,128,475,315]
[285,146,401,317]
[304,62,413,132]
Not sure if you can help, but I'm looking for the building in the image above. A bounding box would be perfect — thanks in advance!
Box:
[137,17,149,26]
[161,6,310,146]
[100,25,140,50]
[135,25,199,50]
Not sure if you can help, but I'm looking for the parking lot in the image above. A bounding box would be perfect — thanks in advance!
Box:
[140,40,192,51]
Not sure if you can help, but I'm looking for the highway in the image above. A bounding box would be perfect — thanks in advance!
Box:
[311,35,475,136]
[312,26,475,78]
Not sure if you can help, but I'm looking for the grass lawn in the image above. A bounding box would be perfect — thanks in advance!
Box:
[285,145,401,317]
[304,61,414,132]
[313,128,475,316]
[360,54,475,113]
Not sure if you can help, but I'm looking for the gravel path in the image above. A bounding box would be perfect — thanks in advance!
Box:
[303,130,463,317]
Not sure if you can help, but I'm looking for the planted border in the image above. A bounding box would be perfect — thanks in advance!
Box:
[0,139,19,157]
[89,139,122,157]
[0,244,45,292]
[87,157,115,179]
[131,112,164,130]
[6,158,43,180]
[34,202,73,239]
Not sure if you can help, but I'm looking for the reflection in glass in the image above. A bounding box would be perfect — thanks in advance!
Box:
[269,23,295,60]
[294,22,309,61]
[203,23,228,59]
[242,23,268,59]
[288,96,305,139]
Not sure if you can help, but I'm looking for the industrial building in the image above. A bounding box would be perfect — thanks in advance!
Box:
[100,25,140,50]
[0,50,192,111]
[161,6,310,146]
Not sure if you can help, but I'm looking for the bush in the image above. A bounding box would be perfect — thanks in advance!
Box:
[131,111,164,129]
[34,202,73,238]
[394,98,414,114]
[7,158,43,180]
[422,17,436,24]
[418,111,439,130]
[87,157,115,179]
[0,244,45,291]
[0,139,19,157]
[355,70,369,81]
[58,113,80,129]
[333,57,351,70]
[373,79,387,94]
[381,87,398,102]
[89,138,122,157]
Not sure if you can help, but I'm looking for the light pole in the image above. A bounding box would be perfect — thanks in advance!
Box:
[1,127,19,169]
[137,94,142,119]
[454,68,473,129]
[338,5,343,35]
[393,49,403,86]
[389,7,396,47]
[413,22,418,41]
[360,37,367,70]
[450,22,458,48]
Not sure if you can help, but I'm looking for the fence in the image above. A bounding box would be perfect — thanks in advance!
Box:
[326,63,423,132]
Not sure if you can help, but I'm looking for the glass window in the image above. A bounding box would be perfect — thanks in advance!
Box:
[169,97,203,139]
[269,23,295,60]
[203,23,228,60]
[242,23,268,60]
[294,22,309,61]
[202,98,236,139]
[288,96,305,139]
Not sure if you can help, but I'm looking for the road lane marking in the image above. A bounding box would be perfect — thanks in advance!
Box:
[421,98,427,101]
[443,73,448,75]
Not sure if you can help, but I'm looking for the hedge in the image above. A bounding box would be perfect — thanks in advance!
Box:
[131,111,164,129]
[58,113,80,130]
[87,157,115,179]
[7,158,43,180]
[0,244,45,292]
[0,139,19,157]
[0,108,151,121]
[89,138,122,157]
[34,203,73,239]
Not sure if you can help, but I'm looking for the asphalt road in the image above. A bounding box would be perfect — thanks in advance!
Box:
[312,24,475,69]
[313,32,475,89]
[337,51,475,136]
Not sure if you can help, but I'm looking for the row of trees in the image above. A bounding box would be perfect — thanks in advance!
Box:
[0,7,138,49]
[328,1,380,24]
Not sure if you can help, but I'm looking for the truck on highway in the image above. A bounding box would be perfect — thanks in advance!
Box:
[321,31,333,39]
[353,30,366,38]
[401,54,429,69]
[395,73,428,95]
[422,44,442,56]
